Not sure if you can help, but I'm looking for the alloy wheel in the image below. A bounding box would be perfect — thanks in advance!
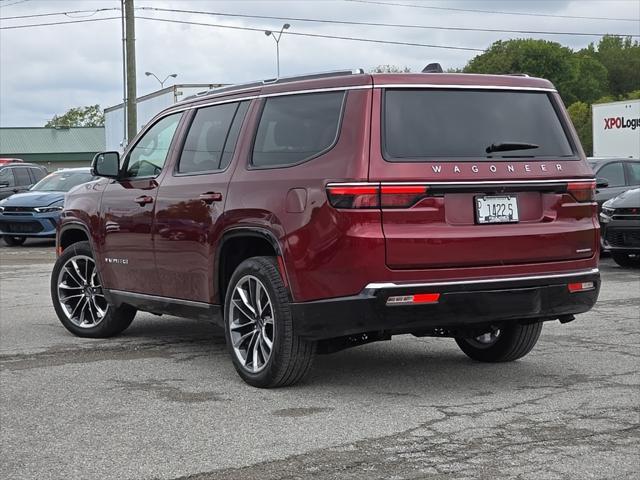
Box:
[228,275,275,373]
[56,255,108,328]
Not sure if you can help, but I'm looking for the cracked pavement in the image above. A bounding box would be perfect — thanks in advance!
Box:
[1,240,639,479]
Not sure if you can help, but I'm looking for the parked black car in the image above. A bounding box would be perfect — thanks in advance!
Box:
[588,158,640,208]
[0,163,48,200]
[600,188,640,267]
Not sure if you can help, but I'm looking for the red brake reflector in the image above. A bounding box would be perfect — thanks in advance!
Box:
[568,282,594,293]
[412,293,440,304]
[387,292,440,305]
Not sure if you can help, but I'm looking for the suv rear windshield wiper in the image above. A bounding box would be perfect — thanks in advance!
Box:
[485,142,539,154]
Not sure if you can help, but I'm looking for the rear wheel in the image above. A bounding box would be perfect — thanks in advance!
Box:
[224,256,315,388]
[611,252,640,268]
[3,235,26,246]
[455,322,542,362]
[51,241,136,338]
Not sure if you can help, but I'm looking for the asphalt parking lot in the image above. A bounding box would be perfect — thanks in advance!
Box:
[0,239,638,480]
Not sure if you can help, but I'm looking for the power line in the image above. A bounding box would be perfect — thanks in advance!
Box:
[0,0,30,7]
[2,6,637,38]
[0,8,117,20]
[345,0,640,23]
[0,9,485,52]
[0,16,120,30]
[138,6,640,38]
[136,15,485,52]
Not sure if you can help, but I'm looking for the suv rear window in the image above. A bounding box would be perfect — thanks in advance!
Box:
[252,91,344,167]
[383,89,574,161]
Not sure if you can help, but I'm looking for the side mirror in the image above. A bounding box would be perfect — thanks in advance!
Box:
[596,177,609,189]
[91,151,121,179]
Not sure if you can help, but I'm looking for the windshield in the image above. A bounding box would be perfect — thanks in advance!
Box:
[383,89,575,160]
[31,171,95,192]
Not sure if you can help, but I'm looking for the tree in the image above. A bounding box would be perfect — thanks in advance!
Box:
[582,36,640,97]
[371,65,411,73]
[45,105,105,128]
[463,39,609,105]
[567,101,592,155]
[566,54,609,104]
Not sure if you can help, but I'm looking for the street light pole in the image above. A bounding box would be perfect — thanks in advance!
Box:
[145,72,178,89]
[264,23,290,79]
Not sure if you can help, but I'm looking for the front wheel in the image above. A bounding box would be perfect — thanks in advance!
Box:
[3,235,26,246]
[224,256,315,388]
[455,322,543,362]
[51,241,136,338]
[611,252,640,268]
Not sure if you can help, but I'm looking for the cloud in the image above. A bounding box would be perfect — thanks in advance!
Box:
[1,0,638,126]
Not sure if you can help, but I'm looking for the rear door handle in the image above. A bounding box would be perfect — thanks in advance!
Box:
[135,195,154,206]
[199,192,223,204]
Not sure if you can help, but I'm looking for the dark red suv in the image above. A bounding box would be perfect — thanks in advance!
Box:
[51,69,600,387]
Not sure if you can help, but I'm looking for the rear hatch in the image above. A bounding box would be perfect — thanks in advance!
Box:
[369,85,598,269]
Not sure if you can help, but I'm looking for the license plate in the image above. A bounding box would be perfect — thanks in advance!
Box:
[5,222,39,233]
[475,196,519,224]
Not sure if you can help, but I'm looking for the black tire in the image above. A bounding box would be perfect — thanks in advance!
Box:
[224,256,315,388]
[455,322,543,362]
[3,235,26,246]
[51,241,136,338]
[611,252,640,268]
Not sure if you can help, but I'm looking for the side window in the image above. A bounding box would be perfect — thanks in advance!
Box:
[29,168,45,183]
[125,113,182,178]
[178,103,237,174]
[0,168,15,187]
[598,162,626,187]
[626,162,640,186]
[13,168,31,186]
[220,101,250,171]
[252,91,344,168]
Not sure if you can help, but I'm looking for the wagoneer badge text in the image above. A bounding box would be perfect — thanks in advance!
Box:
[105,257,129,265]
[429,163,564,174]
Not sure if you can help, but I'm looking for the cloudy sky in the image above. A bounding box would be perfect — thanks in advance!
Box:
[1,0,638,126]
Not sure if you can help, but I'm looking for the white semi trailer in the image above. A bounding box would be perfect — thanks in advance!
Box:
[104,83,224,151]
[592,99,640,158]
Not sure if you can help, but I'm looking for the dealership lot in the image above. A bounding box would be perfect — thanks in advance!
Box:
[1,241,638,480]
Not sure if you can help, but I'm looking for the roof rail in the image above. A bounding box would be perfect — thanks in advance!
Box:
[184,69,365,102]
[507,73,530,77]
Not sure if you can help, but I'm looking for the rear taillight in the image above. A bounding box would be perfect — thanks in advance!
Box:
[326,183,428,209]
[380,185,428,208]
[326,184,379,209]
[567,181,596,203]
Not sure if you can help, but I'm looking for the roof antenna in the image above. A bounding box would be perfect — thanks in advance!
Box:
[422,63,443,73]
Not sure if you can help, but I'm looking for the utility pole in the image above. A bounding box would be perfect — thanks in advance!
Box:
[124,0,137,144]
[120,2,127,147]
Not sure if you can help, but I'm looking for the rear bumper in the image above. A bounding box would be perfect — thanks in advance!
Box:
[291,268,600,340]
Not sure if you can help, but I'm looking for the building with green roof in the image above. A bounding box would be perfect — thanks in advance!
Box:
[0,126,105,170]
